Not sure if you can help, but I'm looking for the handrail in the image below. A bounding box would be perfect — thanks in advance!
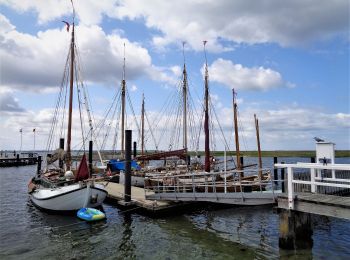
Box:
[274,163,350,210]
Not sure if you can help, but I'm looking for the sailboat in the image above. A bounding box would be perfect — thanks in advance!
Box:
[145,41,270,193]
[28,3,107,212]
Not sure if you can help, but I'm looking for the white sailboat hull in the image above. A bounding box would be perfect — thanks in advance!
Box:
[30,182,107,212]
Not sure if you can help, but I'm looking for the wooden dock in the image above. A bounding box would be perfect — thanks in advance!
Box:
[275,162,350,220]
[103,182,188,214]
[278,193,350,220]
[0,153,38,167]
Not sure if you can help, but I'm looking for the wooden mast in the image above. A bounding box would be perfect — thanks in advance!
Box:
[203,41,210,172]
[254,114,263,179]
[120,43,126,157]
[182,42,188,155]
[232,89,241,170]
[66,9,75,171]
[141,93,145,157]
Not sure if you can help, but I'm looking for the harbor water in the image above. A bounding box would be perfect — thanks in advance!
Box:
[1,157,350,259]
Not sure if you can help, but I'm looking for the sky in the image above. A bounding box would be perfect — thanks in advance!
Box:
[0,0,349,152]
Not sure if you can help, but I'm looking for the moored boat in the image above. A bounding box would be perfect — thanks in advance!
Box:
[28,2,107,212]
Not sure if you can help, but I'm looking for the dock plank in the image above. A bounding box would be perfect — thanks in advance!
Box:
[277,192,350,220]
[102,182,177,211]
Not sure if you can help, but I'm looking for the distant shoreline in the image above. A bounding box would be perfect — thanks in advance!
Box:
[2,150,349,158]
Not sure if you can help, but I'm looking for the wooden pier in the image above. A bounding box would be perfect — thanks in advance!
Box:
[102,182,188,214]
[144,168,280,206]
[275,162,350,220]
[0,153,38,167]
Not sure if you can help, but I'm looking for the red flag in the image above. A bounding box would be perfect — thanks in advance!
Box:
[62,21,70,32]
[75,154,89,181]
[106,167,112,176]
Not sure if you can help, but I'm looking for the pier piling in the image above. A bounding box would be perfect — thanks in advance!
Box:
[59,138,64,169]
[274,157,278,186]
[281,162,285,192]
[37,156,42,176]
[133,141,137,159]
[279,209,313,250]
[124,130,132,203]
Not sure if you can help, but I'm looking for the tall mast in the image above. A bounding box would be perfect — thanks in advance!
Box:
[141,93,145,156]
[203,41,210,172]
[182,42,188,152]
[120,43,126,157]
[254,114,263,179]
[66,7,75,170]
[233,89,241,170]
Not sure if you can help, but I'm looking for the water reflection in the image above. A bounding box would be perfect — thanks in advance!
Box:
[118,213,136,259]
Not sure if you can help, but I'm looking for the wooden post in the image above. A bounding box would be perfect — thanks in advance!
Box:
[274,157,278,186]
[124,130,132,202]
[203,41,210,173]
[66,23,75,170]
[310,157,315,163]
[287,167,294,209]
[133,141,137,159]
[279,209,313,250]
[59,138,64,169]
[233,89,241,171]
[37,156,42,176]
[281,162,285,193]
[254,114,263,179]
[310,168,316,193]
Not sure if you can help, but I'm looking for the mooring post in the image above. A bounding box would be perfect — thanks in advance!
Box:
[16,154,20,163]
[124,130,132,202]
[89,140,93,176]
[37,156,42,176]
[279,209,313,250]
[273,157,278,186]
[239,156,244,177]
[281,162,285,193]
[59,138,64,169]
[133,141,137,159]
[310,157,315,163]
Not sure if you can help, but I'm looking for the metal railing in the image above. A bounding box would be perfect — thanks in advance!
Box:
[274,163,350,209]
[144,168,275,195]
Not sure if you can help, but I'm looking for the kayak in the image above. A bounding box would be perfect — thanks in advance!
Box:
[77,207,106,222]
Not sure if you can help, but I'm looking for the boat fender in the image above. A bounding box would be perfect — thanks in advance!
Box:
[28,178,37,193]
[90,194,98,204]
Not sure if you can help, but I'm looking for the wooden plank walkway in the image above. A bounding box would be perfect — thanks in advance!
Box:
[146,190,280,205]
[278,193,350,220]
[102,182,184,213]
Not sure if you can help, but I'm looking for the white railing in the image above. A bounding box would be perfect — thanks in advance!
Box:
[274,163,350,209]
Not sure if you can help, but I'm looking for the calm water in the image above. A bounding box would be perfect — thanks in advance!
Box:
[1,157,350,259]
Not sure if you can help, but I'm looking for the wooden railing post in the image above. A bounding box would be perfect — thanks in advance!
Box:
[310,168,316,193]
[287,167,294,209]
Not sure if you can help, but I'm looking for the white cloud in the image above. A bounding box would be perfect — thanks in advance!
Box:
[113,0,349,50]
[0,15,174,92]
[206,58,289,91]
[130,84,137,92]
[1,1,347,51]
[0,89,26,113]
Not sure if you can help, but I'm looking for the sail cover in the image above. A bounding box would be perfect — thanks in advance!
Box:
[75,154,89,181]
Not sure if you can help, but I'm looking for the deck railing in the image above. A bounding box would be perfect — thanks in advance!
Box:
[274,163,350,210]
[144,168,274,195]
